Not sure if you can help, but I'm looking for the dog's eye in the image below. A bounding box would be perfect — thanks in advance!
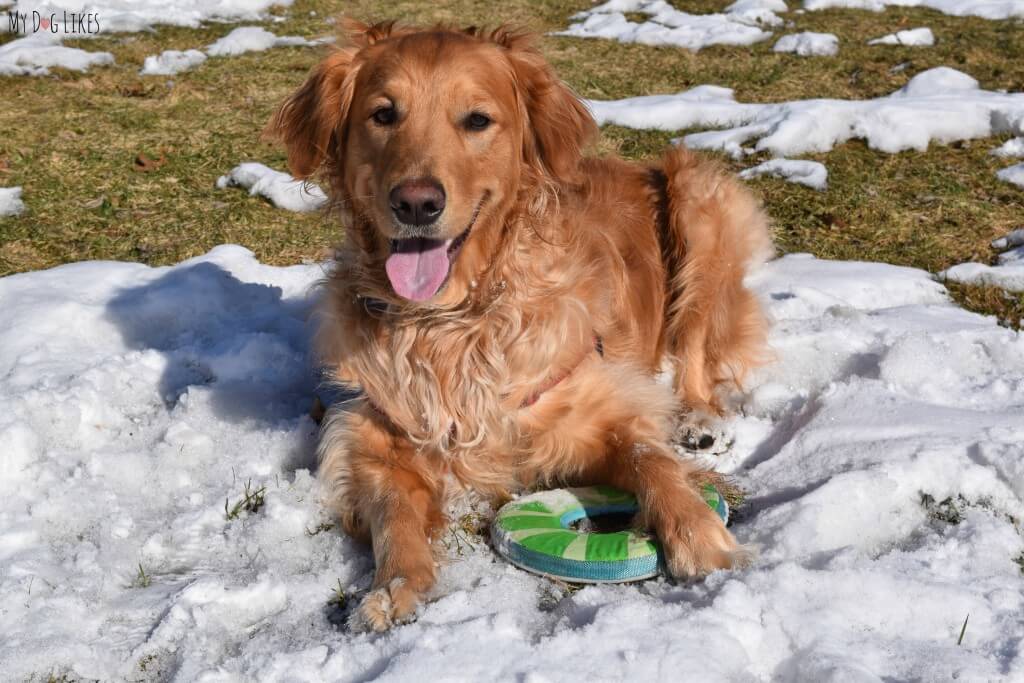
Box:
[372,106,397,126]
[465,112,491,131]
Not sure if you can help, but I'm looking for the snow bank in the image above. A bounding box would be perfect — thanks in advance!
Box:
[0,33,113,76]
[0,186,26,216]
[773,32,838,56]
[739,158,828,189]
[205,26,319,57]
[996,162,1024,188]
[1,245,1023,680]
[586,67,1024,158]
[554,0,778,51]
[940,230,1024,291]
[139,49,207,75]
[991,137,1024,157]
[803,0,1024,20]
[868,27,936,46]
[217,162,327,212]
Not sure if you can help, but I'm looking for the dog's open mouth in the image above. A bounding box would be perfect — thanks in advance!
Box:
[384,199,482,302]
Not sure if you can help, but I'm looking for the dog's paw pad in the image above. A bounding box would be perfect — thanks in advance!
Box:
[675,422,733,455]
[349,578,420,633]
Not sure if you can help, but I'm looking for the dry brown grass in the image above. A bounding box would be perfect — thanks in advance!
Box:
[1,0,1022,324]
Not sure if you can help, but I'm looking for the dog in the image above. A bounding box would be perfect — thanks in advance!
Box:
[268,20,773,632]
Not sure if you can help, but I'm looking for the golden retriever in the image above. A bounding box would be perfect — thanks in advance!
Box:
[268,20,773,631]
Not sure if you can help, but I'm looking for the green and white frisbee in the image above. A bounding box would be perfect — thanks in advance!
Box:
[491,484,729,583]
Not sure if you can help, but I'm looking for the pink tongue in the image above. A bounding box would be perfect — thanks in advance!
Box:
[385,238,452,302]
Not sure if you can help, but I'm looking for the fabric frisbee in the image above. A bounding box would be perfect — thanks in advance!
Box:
[491,484,729,583]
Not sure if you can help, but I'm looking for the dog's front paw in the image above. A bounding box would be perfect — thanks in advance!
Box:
[350,578,421,632]
[658,499,752,578]
[674,413,733,454]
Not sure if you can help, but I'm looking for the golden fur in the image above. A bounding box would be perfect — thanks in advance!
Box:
[268,20,773,631]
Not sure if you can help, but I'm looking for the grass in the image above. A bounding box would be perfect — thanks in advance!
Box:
[133,562,152,588]
[224,479,267,520]
[327,578,349,610]
[921,492,967,525]
[957,613,969,646]
[1,0,1023,324]
[442,511,487,555]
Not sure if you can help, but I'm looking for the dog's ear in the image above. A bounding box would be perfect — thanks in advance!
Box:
[264,19,405,179]
[264,47,358,179]
[490,29,597,185]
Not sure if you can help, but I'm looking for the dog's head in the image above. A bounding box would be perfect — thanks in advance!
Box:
[268,20,596,304]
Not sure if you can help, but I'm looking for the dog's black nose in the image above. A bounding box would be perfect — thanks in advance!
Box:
[389,179,446,227]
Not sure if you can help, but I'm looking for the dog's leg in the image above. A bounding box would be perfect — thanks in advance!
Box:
[524,366,746,576]
[611,431,748,577]
[617,439,747,576]
[319,409,444,632]
[558,417,749,578]
[658,147,773,451]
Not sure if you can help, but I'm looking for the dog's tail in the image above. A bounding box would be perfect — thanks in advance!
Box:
[655,146,774,415]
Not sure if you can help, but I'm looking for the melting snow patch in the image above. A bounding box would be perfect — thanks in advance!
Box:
[0,33,113,76]
[996,162,1024,188]
[2,1,296,76]
[139,49,207,75]
[992,229,1024,251]
[773,31,839,56]
[554,0,778,51]
[726,0,791,25]
[3,0,294,33]
[867,27,935,46]
[940,230,1024,291]
[205,26,321,57]
[992,137,1024,158]
[740,159,828,189]
[0,187,26,216]
[1,247,1023,679]
[217,163,327,212]
[802,0,1024,20]
[586,67,1024,158]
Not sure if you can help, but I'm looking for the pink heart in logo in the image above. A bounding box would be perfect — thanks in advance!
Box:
[40,17,50,30]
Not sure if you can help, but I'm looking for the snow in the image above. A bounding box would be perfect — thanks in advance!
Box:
[554,0,779,51]
[3,0,294,33]
[996,162,1024,187]
[139,49,207,76]
[139,27,326,75]
[205,26,319,57]
[585,67,1024,158]
[867,27,936,45]
[772,31,839,56]
[725,0,791,26]
[1,245,1023,680]
[0,186,26,216]
[992,228,1024,251]
[217,162,328,212]
[803,0,1024,20]
[0,33,113,76]
[739,158,829,189]
[940,230,1024,291]
[1,0,295,77]
[992,137,1024,157]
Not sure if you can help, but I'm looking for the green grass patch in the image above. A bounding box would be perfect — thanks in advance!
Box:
[133,562,152,588]
[225,479,267,520]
